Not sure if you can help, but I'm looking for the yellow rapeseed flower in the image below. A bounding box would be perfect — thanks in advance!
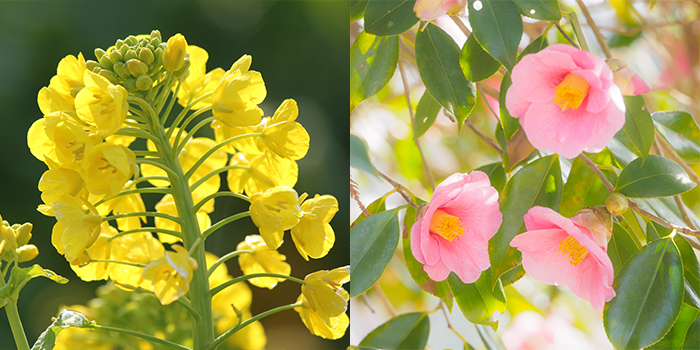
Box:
[71,222,116,282]
[27,112,99,168]
[211,119,262,155]
[262,99,309,160]
[236,235,291,289]
[74,71,128,137]
[249,186,302,249]
[109,232,164,291]
[295,294,349,340]
[142,245,198,305]
[291,194,338,261]
[211,55,266,127]
[163,33,188,72]
[301,266,350,327]
[227,150,298,195]
[97,185,145,232]
[175,45,225,109]
[37,53,87,115]
[51,195,102,263]
[37,159,86,216]
[80,142,136,199]
[154,193,212,244]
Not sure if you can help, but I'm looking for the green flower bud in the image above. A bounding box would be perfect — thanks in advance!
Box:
[94,48,107,61]
[150,37,160,47]
[98,69,119,84]
[85,60,99,71]
[113,61,130,80]
[605,192,629,216]
[116,39,125,48]
[139,47,154,65]
[126,59,149,77]
[136,74,153,91]
[150,29,162,42]
[92,66,102,73]
[119,44,129,57]
[124,49,138,61]
[153,47,164,67]
[124,77,138,91]
[98,54,112,69]
[163,33,187,71]
[70,87,83,97]
[125,35,139,46]
[17,244,39,262]
[109,50,123,64]
[15,223,32,246]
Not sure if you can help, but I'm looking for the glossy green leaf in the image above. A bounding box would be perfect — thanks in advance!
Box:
[468,0,523,71]
[646,220,672,242]
[638,196,700,229]
[364,0,419,36]
[352,191,391,226]
[32,309,90,350]
[402,202,454,311]
[350,209,400,297]
[518,34,549,62]
[359,312,430,350]
[608,136,639,168]
[604,238,684,350]
[449,269,506,330]
[648,303,700,350]
[350,134,378,176]
[675,235,700,310]
[415,23,476,129]
[476,162,507,193]
[653,111,700,164]
[496,123,510,168]
[350,31,399,111]
[499,73,520,140]
[559,150,617,218]
[489,155,562,285]
[0,265,67,308]
[351,0,369,22]
[514,0,560,21]
[476,324,508,350]
[615,95,655,161]
[616,155,696,198]
[459,34,501,82]
[500,265,526,287]
[607,222,641,275]
[395,136,424,180]
[413,91,442,139]
[684,316,700,350]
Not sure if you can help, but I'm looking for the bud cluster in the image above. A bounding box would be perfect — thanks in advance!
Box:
[0,215,38,263]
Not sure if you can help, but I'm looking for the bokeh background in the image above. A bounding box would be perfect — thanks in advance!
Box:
[0,1,349,349]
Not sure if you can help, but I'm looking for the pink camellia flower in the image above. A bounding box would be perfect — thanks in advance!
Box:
[414,0,463,21]
[410,171,502,283]
[607,58,651,96]
[506,44,625,158]
[510,206,615,311]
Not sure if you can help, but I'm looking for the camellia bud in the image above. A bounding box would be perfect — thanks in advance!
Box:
[163,33,187,71]
[605,192,629,216]
[126,58,149,77]
[573,205,613,247]
[607,58,651,96]
[17,244,39,262]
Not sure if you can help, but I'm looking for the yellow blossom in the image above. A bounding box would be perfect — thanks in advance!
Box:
[97,184,145,232]
[154,193,212,244]
[211,119,263,155]
[301,266,350,327]
[71,222,116,282]
[27,112,99,168]
[38,159,86,216]
[74,70,128,137]
[295,294,349,340]
[237,235,291,289]
[37,53,87,115]
[51,195,102,263]
[262,99,309,160]
[37,86,75,115]
[80,142,136,199]
[175,45,225,109]
[227,150,298,195]
[249,186,302,249]
[163,33,187,72]
[109,232,164,291]
[211,55,266,127]
[291,194,338,260]
[142,245,198,305]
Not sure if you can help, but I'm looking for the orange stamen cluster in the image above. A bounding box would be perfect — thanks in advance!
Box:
[553,73,590,111]
[558,235,588,266]
[429,209,467,242]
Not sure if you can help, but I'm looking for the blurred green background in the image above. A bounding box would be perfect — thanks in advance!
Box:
[0,1,349,349]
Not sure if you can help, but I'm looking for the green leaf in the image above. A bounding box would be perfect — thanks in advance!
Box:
[608,136,639,168]
[351,0,369,22]
[449,269,506,330]
[518,34,549,62]
[468,0,523,71]
[359,312,430,349]
[615,95,655,162]
[616,155,696,198]
[638,196,700,229]
[352,191,391,226]
[496,123,510,168]
[646,220,672,242]
[653,111,700,164]
[459,35,501,82]
[684,316,700,350]
[608,31,643,48]
[489,155,562,285]
[648,303,700,350]
[32,309,90,350]
[675,235,700,310]
[364,0,419,36]
[0,265,67,308]
[350,209,400,297]
[514,0,561,21]
[476,162,507,193]
[499,73,520,140]
[413,91,442,139]
[350,134,378,176]
[604,238,684,350]
[607,222,642,275]
[350,31,399,112]
[500,265,526,287]
[402,203,454,310]
[415,23,476,129]
[559,151,617,218]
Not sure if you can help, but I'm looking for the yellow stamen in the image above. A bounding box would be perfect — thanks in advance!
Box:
[553,73,590,111]
[558,235,588,266]
[429,209,467,242]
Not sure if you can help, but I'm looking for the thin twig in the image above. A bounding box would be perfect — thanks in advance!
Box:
[465,118,503,156]
[578,153,615,192]
[655,131,700,185]
[351,175,371,218]
[675,195,699,231]
[398,56,436,191]
[373,284,398,317]
[479,89,502,123]
[449,14,471,37]
[555,23,580,49]
[440,302,469,345]
[477,83,500,100]
[375,168,419,209]
[574,0,612,58]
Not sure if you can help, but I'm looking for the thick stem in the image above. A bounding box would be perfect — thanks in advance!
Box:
[5,301,30,350]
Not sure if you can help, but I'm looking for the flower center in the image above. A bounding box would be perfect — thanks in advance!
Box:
[429,209,467,242]
[553,73,590,111]
[558,235,588,266]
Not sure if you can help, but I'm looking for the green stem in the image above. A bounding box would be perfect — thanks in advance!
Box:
[89,259,146,268]
[173,107,214,149]
[167,94,214,139]
[136,158,180,178]
[103,212,183,225]
[173,116,217,157]
[566,11,589,52]
[109,227,182,241]
[184,133,262,181]
[175,296,202,321]
[161,77,182,125]
[190,166,249,194]
[192,191,249,214]
[207,250,254,277]
[93,187,171,207]
[201,212,251,241]
[209,273,304,297]
[207,303,303,350]
[115,127,161,144]
[5,301,30,350]
[90,324,191,350]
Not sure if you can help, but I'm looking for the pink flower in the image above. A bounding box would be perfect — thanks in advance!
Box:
[506,44,625,158]
[607,58,651,96]
[410,171,502,283]
[510,207,615,311]
[413,0,463,21]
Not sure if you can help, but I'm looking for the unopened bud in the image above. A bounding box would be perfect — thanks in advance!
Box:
[139,47,154,65]
[173,56,190,78]
[126,59,149,77]
[116,39,125,48]
[153,47,164,68]
[163,33,187,71]
[119,44,129,57]
[573,205,613,247]
[607,58,651,96]
[109,50,123,64]
[605,192,629,216]
[136,75,153,91]
[17,244,39,262]
[113,62,131,80]
[94,48,107,61]
[123,77,138,91]
[15,223,32,246]
[125,35,139,47]
[98,54,112,69]
[98,69,119,84]
[150,30,162,42]
[85,60,99,71]
[124,49,138,61]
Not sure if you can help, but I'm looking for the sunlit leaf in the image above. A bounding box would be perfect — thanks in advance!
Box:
[514,0,560,21]
[449,269,506,330]
[0,265,67,309]
[364,0,419,36]
[413,91,442,139]
[459,35,501,82]
[653,111,700,164]
[607,222,641,275]
[359,312,430,349]
[351,0,369,22]
[350,209,400,297]
[476,162,507,193]
[647,303,700,350]
[614,95,654,162]
[559,150,617,217]
[616,155,696,198]
[468,0,523,70]
[32,309,90,350]
[499,73,520,141]
[350,134,378,176]
[350,31,399,111]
